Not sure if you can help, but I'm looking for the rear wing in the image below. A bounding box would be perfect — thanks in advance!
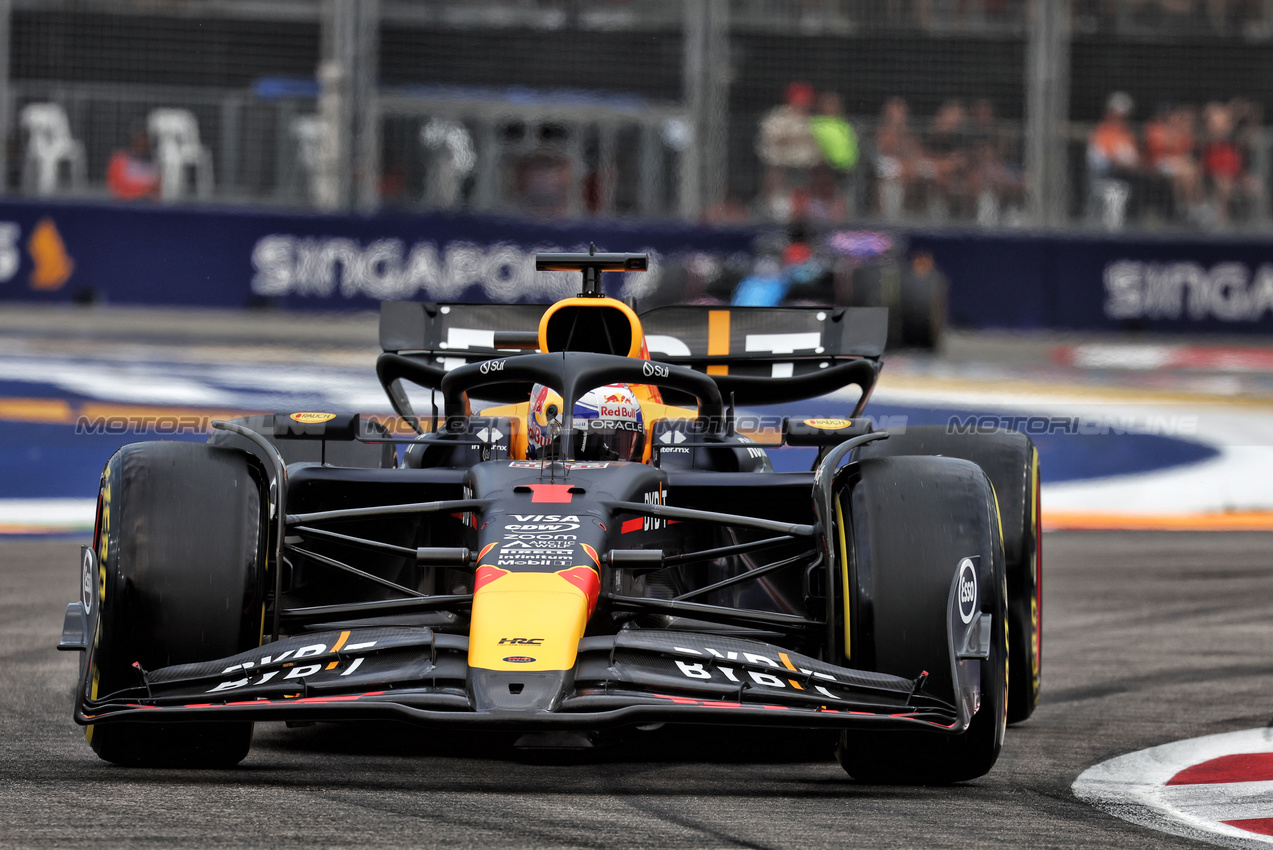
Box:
[377,301,885,410]
[379,302,547,364]
[381,302,886,363]
[639,305,887,372]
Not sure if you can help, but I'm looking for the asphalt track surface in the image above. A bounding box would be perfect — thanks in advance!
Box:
[5,531,1272,849]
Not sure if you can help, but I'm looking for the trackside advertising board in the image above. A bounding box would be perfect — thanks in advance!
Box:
[910,228,1273,334]
[0,199,752,310]
[1,198,1271,334]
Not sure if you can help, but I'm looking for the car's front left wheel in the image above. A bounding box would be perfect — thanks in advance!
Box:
[84,441,267,768]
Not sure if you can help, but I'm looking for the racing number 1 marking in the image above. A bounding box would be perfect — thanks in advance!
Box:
[206,637,379,693]
[671,646,842,699]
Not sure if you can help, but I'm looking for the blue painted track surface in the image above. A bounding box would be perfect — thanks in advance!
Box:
[0,403,1218,501]
[753,401,1219,480]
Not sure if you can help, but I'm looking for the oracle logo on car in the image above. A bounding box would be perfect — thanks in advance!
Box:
[957,557,978,624]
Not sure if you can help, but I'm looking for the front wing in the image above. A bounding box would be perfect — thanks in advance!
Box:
[77,627,965,733]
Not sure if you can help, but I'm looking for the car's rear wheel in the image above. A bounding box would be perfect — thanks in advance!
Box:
[858,426,1041,723]
[85,441,266,768]
[897,259,947,350]
[832,455,1008,784]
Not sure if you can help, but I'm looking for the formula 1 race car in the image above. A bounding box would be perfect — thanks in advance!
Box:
[59,250,1042,783]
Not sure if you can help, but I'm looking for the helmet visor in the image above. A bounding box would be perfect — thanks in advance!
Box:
[573,418,644,461]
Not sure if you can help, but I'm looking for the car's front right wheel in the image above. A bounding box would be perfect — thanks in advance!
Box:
[831,455,1008,784]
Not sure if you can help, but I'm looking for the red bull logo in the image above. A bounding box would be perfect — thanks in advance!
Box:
[603,393,626,404]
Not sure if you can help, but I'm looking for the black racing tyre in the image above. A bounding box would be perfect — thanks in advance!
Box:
[847,262,904,349]
[208,414,396,469]
[857,426,1042,724]
[833,455,1008,784]
[897,264,947,350]
[85,441,267,768]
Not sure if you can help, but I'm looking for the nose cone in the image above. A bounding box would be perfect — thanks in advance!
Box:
[469,669,574,713]
[468,570,597,673]
[466,565,599,713]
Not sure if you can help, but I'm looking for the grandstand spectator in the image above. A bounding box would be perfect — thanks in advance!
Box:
[809,90,859,214]
[1201,99,1261,225]
[810,91,859,174]
[106,130,159,201]
[793,164,850,224]
[925,98,972,218]
[1143,102,1201,220]
[1087,91,1141,227]
[514,148,572,218]
[755,81,821,221]
[873,96,925,220]
[967,98,1024,224]
[1089,91,1140,177]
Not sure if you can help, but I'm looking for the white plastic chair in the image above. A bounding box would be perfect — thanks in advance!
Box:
[20,103,86,196]
[290,114,339,208]
[420,118,476,208]
[147,108,214,200]
[1091,178,1130,231]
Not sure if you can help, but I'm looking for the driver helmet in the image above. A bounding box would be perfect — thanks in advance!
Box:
[528,383,645,462]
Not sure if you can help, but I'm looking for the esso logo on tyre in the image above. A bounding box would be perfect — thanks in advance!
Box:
[957,557,978,624]
[80,546,94,614]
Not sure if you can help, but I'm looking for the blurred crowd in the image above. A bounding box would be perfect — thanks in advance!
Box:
[1074,0,1272,34]
[753,82,1024,227]
[1086,91,1263,228]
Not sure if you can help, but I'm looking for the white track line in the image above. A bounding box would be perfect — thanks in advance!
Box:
[1073,728,1273,848]
[0,499,95,531]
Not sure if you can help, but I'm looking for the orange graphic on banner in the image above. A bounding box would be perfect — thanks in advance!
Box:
[28,218,74,290]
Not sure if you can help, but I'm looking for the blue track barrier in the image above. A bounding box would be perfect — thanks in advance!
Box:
[1,198,1269,333]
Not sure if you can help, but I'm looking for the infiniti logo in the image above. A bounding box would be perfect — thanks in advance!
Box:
[957,557,978,624]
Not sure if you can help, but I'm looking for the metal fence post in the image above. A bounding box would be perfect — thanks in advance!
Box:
[352,0,380,213]
[682,0,730,221]
[681,0,705,220]
[1024,0,1071,228]
[320,0,378,212]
